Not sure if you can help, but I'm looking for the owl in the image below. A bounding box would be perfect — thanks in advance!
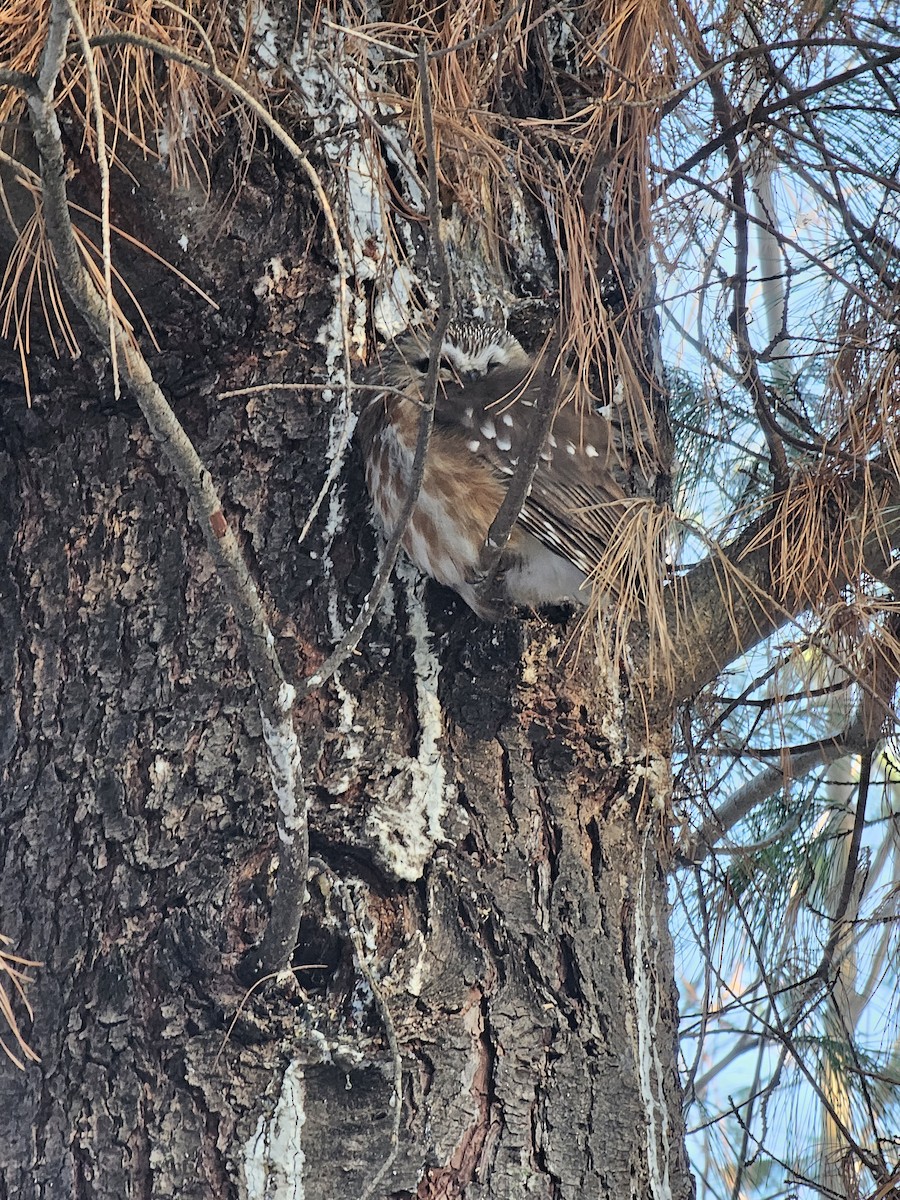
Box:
[356,319,626,617]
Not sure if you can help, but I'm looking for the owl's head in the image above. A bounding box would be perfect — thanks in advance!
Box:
[440,321,531,380]
[378,320,530,389]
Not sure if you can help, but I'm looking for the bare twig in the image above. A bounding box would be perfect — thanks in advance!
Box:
[664,475,900,704]
[244,704,309,982]
[219,383,417,401]
[0,69,37,92]
[676,4,789,487]
[679,709,873,864]
[817,757,873,977]
[659,35,900,119]
[663,167,894,322]
[28,5,306,984]
[717,878,887,1180]
[662,47,900,189]
[778,138,900,283]
[476,334,561,602]
[686,716,898,1184]
[729,1034,768,1200]
[36,0,71,97]
[64,0,118,397]
[298,36,452,698]
[88,29,355,479]
[745,23,900,286]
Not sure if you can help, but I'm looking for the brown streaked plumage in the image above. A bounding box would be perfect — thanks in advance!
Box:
[356,320,627,617]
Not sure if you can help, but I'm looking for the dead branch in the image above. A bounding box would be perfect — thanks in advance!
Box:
[298,36,452,698]
[663,47,900,188]
[662,167,894,322]
[24,2,306,985]
[676,3,789,487]
[476,333,561,601]
[664,473,900,705]
[87,27,355,450]
[679,708,874,865]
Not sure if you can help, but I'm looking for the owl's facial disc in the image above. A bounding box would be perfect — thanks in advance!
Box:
[440,340,519,380]
[408,344,514,383]
[390,323,529,384]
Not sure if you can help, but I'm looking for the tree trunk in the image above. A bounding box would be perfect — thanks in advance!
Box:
[0,20,693,1200]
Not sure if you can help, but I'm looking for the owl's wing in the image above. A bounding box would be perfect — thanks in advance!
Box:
[436,369,629,575]
[526,399,630,575]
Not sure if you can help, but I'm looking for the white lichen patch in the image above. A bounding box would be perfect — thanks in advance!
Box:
[243,1060,307,1200]
[632,753,671,812]
[301,275,365,753]
[633,832,673,1200]
[365,563,455,880]
[317,474,364,759]
[261,710,305,841]
[440,211,522,319]
[404,930,428,997]
[289,35,422,350]
[241,0,281,81]
[593,643,626,765]
[365,770,444,883]
[374,264,419,340]
[253,256,288,300]
[341,140,387,282]
[155,86,200,164]
[149,755,172,785]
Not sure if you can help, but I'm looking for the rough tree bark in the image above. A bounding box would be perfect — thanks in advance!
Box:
[0,11,694,1200]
